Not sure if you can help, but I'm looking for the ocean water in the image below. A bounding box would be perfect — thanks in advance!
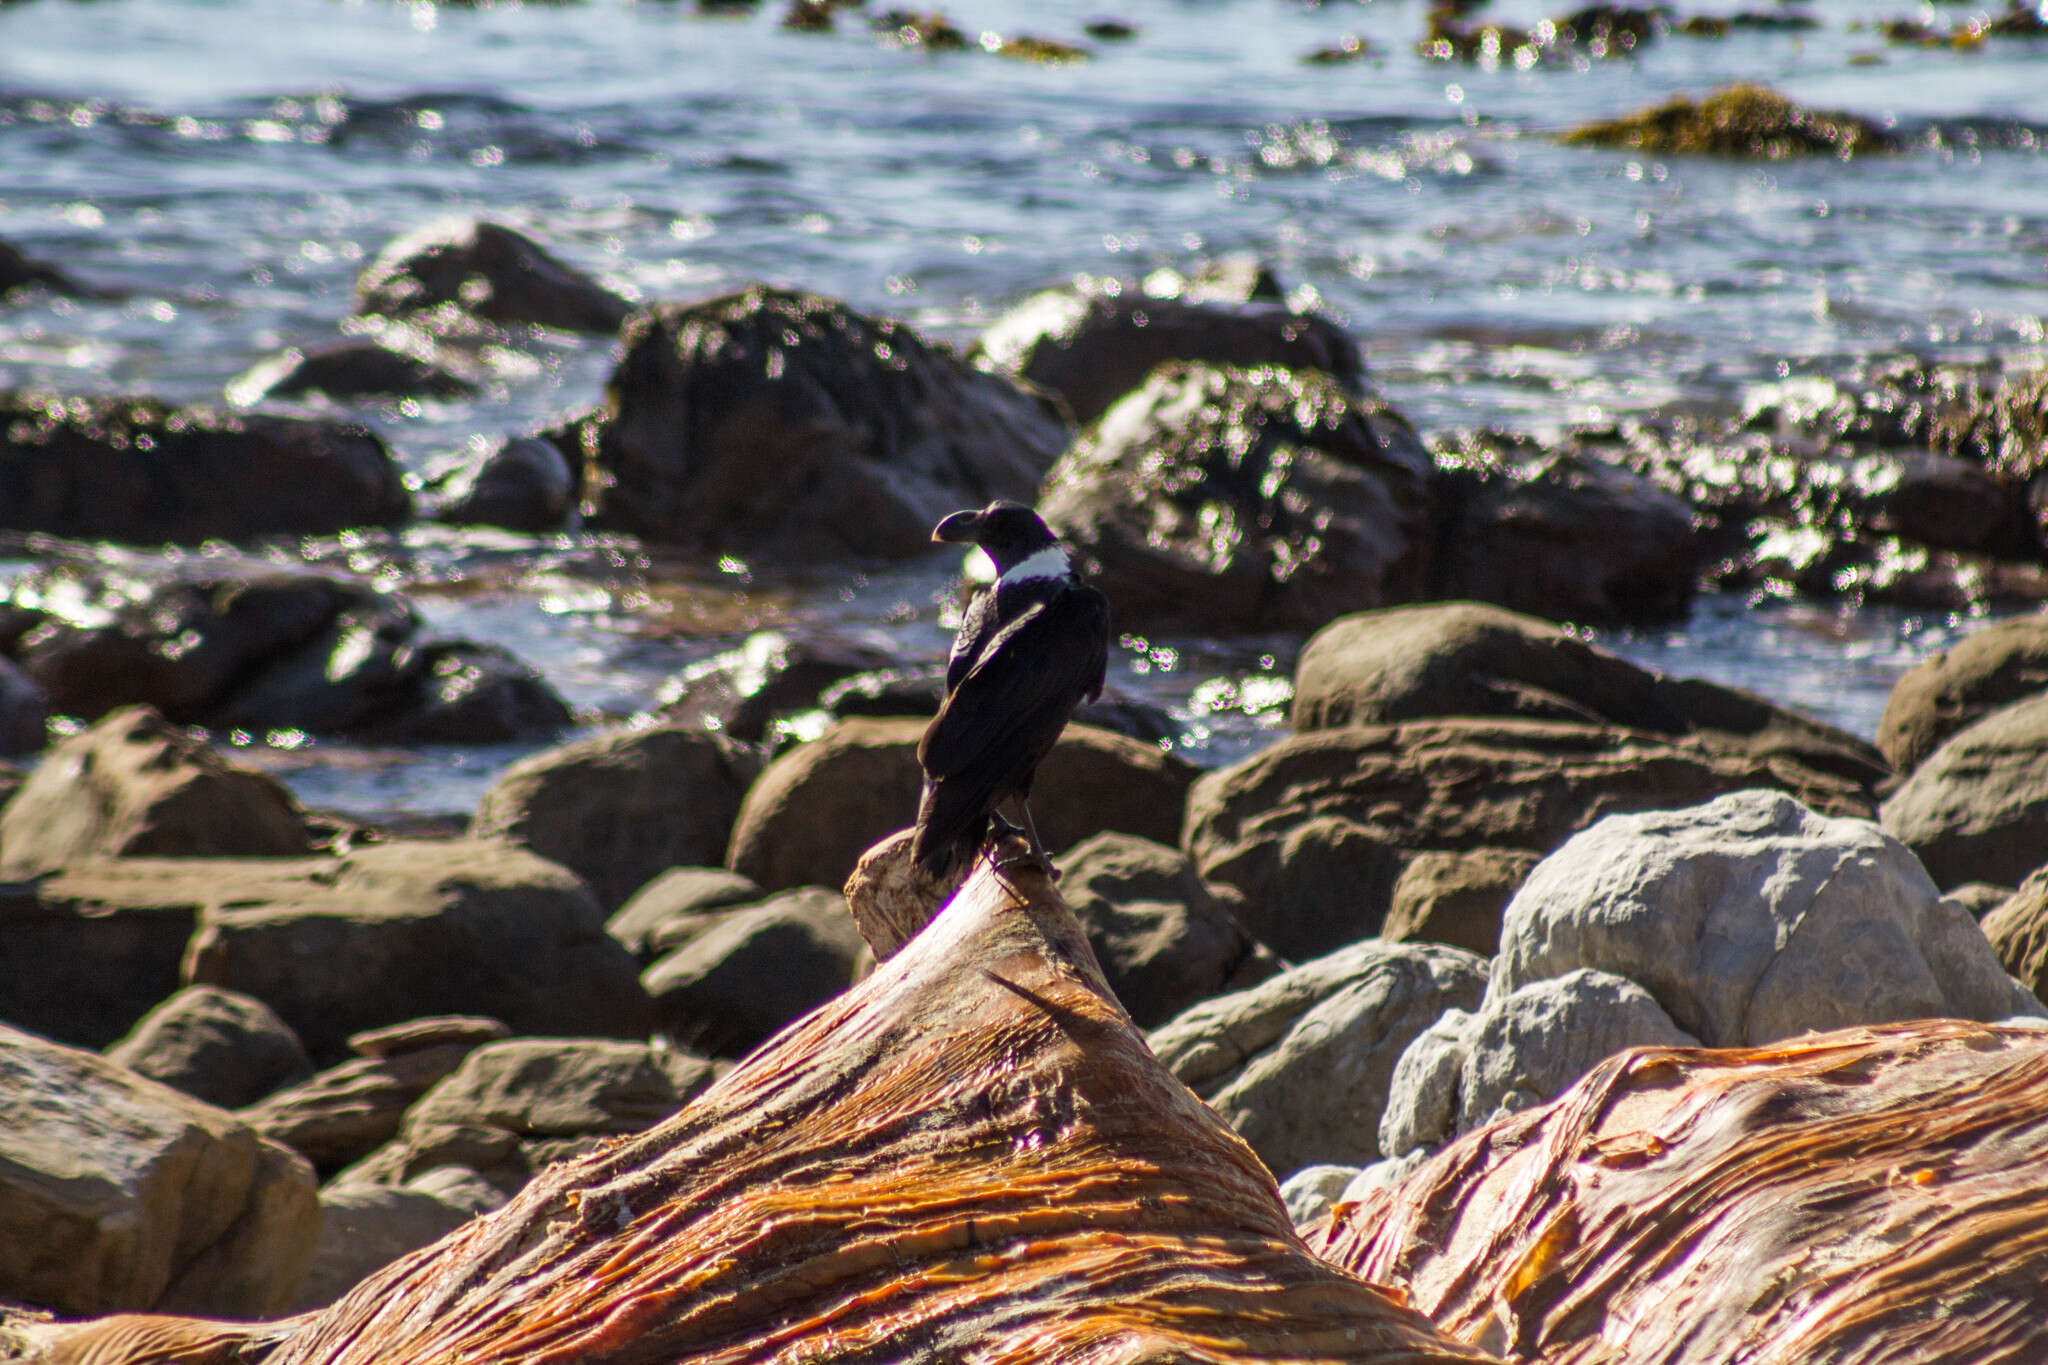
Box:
[3,0,2046,819]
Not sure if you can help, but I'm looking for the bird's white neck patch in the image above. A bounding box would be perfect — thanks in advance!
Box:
[998,546,1070,586]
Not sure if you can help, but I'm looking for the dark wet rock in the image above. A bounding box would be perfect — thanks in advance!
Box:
[1984,870,2048,1006]
[291,1169,505,1312]
[727,717,1196,892]
[607,867,766,958]
[1292,602,1892,796]
[975,286,1362,427]
[870,9,970,49]
[1561,83,1900,159]
[782,0,833,29]
[342,1038,715,1195]
[104,985,314,1110]
[230,343,478,403]
[355,219,633,336]
[644,886,866,1056]
[14,570,410,727]
[1419,4,1656,65]
[183,838,653,1062]
[471,725,762,911]
[588,286,1067,556]
[0,706,311,879]
[984,33,1090,62]
[816,663,1180,746]
[1878,612,2048,774]
[433,434,576,532]
[1184,718,1874,962]
[1599,360,2048,606]
[10,568,571,744]
[0,867,198,1049]
[0,392,411,544]
[0,657,47,756]
[1040,363,1435,633]
[1882,693,2048,889]
[0,236,92,300]
[1057,832,1280,1028]
[238,1034,498,1173]
[1429,435,1703,624]
[0,1023,320,1318]
[385,640,571,743]
[652,630,901,743]
[1381,847,1541,957]
[1302,35,1373,63]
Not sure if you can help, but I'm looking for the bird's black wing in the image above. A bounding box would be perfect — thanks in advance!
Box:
[944,587,997,697]
[916,582,1111,781]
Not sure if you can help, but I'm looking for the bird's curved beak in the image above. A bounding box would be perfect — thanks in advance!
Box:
[932,509,983,544]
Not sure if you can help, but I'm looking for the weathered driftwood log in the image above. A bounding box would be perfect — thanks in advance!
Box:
[5,1311,307,1365]
[235,834,1489,1365]
[1307,1019,2048,1365]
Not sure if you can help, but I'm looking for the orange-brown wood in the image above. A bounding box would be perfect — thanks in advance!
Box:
[258,845,1493,1365]
[1308,1019,2048,1365]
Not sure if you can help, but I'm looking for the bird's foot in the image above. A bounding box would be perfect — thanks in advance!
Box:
[992,847,1062,881]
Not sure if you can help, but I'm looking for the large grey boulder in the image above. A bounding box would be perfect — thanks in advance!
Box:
[1057,833,1277,1028]
[344,1038,715,1195]
[588,286,1067,556]
[1147,939,1487,1175]
[1881,692,2048,889]
[104,985,313,1110]
[0,1024,319,1317]
[184,839,652,1062]
[1498,789,2043,1045]
[471,725,762,911]
[643,887,866,1057]
[0,706,310,878]
[1378,970,1698,1157]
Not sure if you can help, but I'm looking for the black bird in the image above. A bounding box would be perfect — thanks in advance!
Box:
[912,500,1110,881]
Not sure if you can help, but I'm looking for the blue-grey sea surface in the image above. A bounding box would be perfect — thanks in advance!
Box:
[3,0,2046,818]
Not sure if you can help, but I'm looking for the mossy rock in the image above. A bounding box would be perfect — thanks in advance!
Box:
[1562,83,1900,160]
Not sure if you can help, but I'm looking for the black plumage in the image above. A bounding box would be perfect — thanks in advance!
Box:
[912,501,1110,880]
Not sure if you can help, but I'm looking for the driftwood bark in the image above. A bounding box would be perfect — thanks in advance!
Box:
[241,838,1490,1365]
[1307,1019,2048,1365]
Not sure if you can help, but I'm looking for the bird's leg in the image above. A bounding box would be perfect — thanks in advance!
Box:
[992,797,1060,880]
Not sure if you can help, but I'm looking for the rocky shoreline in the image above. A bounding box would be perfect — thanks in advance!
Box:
[5,73,2048,1363]
[4,583,2048,1356]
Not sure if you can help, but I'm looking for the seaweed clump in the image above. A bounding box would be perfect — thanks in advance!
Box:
[1561,83,1899,160]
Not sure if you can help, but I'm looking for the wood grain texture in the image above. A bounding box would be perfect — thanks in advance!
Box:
[259,847,1491,1365]
[1307,1019,2048,1364]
